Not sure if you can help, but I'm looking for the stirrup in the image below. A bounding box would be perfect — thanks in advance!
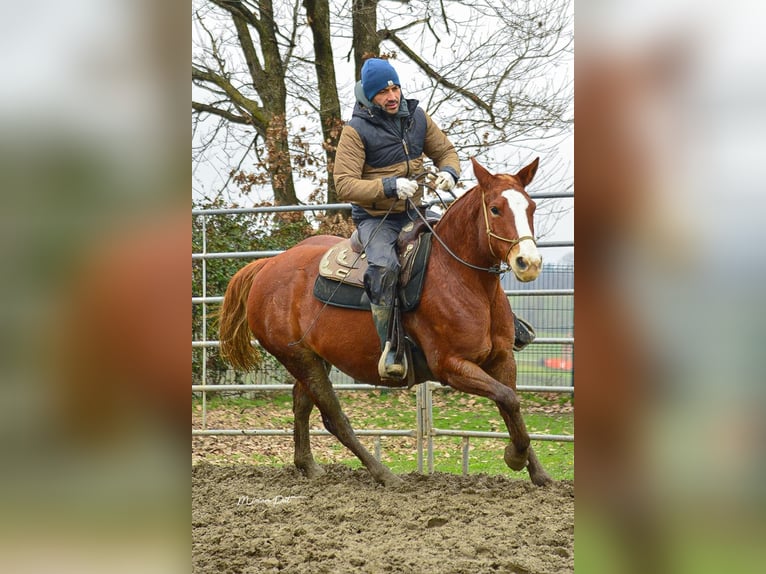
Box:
[378,341,408,380]
[513,316,536,352]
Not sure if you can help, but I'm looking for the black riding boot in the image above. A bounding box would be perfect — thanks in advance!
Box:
[370,303,407,379]
[513,315,536,352]
[365,265,406,379]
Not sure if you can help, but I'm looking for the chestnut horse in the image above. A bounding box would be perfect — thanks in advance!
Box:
[218,157,552,487]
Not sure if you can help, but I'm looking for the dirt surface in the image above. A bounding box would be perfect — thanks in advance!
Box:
[192,463,574,573]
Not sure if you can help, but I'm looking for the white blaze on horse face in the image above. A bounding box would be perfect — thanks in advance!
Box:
[502,190,542,280]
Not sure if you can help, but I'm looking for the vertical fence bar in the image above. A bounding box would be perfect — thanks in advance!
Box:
[416,384,424,473]
[425,383,434,474]
[461,437,470,476]
[201,216,208,429]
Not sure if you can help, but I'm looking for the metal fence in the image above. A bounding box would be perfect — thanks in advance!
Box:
[192,198,573,473]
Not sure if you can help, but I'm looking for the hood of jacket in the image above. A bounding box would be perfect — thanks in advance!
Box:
[352,80,416,123]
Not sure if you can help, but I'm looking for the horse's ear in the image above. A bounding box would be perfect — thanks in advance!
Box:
[470,157,494,188]
[515,157,540,187]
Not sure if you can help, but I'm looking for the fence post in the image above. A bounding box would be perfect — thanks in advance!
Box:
[416,384,424,473]
[425,383,435,474]
[416,383,434,474]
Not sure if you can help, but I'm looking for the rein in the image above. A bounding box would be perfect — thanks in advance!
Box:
[407,200,506,275]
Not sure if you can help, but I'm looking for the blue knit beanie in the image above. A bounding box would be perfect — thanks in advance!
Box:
[361,59,400,101]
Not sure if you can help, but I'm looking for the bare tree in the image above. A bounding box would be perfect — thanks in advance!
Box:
[192,0,573,227]
[192,0,299,205]
[376,1,572,167]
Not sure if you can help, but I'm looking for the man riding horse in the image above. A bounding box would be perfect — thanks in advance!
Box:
[333,57,534,380]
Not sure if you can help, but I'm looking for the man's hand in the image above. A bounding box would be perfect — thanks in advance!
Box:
[395,178,418,200]
[433,171,456,192]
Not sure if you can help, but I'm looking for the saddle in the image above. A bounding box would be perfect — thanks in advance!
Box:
[313,220,434,312]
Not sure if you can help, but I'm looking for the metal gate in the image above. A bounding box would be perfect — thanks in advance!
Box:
[192,198,573,473]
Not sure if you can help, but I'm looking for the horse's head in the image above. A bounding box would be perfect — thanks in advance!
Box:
[471,157,542,282]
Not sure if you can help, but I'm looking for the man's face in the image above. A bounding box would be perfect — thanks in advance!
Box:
[372,85,401,115]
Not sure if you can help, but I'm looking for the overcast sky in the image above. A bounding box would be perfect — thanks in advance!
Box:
[191,1,574,262]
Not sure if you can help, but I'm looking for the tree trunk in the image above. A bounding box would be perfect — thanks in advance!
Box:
[214,0,299,205]
[351,0,380,78]
[265,113,298,205]
[304,0,343,207]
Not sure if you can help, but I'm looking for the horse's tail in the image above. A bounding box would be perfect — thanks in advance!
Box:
[217,259,268,371]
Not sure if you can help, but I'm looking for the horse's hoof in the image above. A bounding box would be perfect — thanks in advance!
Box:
[504,443,529,471]
[530,470,553,487]
[384,476,404,489]
[376,470,404,488]
[297,462,325,479]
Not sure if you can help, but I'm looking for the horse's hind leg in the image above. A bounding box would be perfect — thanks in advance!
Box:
[292,381,324,479]
[303,364,402,487]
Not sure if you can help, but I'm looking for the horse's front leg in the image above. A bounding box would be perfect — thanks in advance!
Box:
[440,357,532,471]
[484,353,554,487]
[525,447,553,486]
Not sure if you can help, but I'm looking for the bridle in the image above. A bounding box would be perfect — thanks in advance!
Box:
[407,173,537,275]
[480,189,537,265]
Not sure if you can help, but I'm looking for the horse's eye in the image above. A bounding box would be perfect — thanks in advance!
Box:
[490,206,500,216]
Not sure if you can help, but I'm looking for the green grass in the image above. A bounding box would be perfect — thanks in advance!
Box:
[193,388,573,480]
[196,392,294,411]
[416,389,572,479]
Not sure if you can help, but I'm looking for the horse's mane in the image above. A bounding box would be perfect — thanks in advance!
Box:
[434,184,480,230]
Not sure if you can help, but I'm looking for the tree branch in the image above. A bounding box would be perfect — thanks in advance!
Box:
[232,13,266,86]
[379,28,494,118]
[210,0,264,35]
[192,101,251,125]
[192,65,268,130]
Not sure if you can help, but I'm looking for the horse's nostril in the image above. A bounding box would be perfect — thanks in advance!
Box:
[515,256,527,270]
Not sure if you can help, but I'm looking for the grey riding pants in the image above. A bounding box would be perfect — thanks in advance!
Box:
[354,213,412,306]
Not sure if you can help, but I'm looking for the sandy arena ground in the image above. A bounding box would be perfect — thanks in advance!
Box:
[192,462,574,573]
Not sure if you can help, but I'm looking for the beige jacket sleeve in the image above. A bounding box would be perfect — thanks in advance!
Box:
[333,125,389,204]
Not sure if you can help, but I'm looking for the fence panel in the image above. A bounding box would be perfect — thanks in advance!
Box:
[192,200,573,473]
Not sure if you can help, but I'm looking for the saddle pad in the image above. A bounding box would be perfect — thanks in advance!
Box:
[313,233,433,312]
